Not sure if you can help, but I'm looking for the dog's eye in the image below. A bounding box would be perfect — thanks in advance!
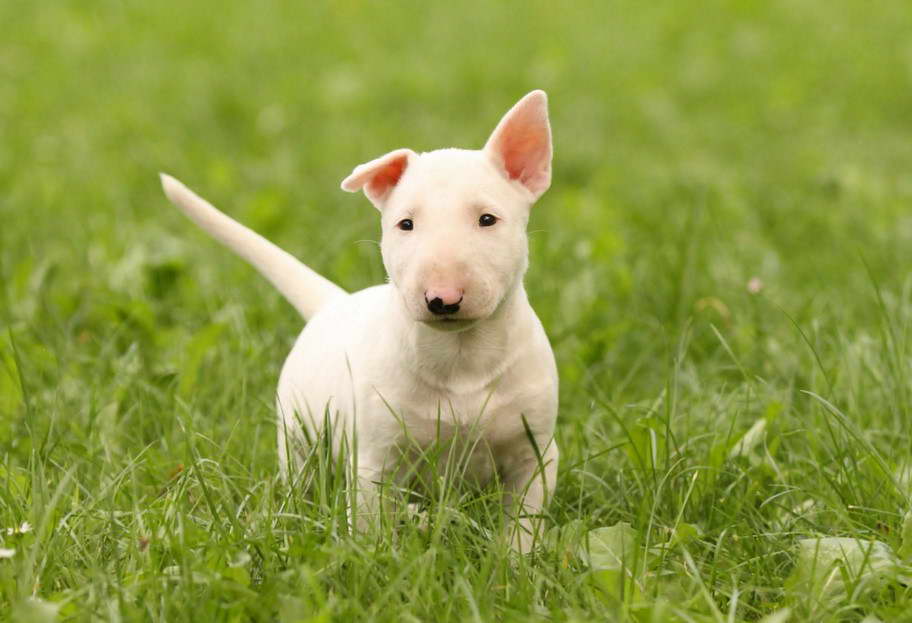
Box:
[397,219,414,231]
[479,214,497,227]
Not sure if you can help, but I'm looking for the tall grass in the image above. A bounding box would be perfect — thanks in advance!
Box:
[3,1,912,620]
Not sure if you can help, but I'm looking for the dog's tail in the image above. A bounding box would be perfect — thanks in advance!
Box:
[159,173,346,320]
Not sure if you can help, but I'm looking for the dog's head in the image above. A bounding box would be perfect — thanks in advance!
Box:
[341,90,552,331]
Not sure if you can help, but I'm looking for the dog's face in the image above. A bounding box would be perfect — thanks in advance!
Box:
[341,91,552,331]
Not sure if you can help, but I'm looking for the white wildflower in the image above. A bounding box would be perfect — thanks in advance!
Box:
[5,521,31,536]
[747,277,764,294]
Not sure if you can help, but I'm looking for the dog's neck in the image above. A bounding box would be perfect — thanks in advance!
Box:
[388,283,533,393]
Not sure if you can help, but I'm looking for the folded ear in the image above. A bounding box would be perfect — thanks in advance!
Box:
[341,148,416,209]
[484,90,552,200]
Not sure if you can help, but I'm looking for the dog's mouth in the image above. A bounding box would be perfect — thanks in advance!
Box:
[421,317,478,332]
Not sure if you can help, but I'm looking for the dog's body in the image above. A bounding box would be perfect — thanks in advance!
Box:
[161,91,559,551]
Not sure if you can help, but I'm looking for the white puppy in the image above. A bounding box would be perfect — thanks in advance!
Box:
[160,90,559,552]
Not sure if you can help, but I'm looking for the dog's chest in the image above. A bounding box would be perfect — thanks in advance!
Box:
[355,317,555,460]
[366,383,520,484]
[363,369,528,451]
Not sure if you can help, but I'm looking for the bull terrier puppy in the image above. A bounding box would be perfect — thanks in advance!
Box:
[160,90,559,552]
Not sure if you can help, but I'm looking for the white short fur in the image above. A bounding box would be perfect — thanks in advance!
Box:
[160,90,559,552]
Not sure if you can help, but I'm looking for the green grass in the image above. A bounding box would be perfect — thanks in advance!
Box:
[3,1,912,620]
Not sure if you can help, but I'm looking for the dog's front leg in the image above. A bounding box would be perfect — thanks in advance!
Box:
[500,441,559,554]
[350,452,386,535]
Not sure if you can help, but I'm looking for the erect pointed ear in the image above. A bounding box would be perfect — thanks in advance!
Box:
[340,148,416,209]
[484,90,552,200]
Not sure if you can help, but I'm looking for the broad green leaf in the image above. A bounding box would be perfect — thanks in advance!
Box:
[787,537,906,606]
[590,567,647,604]
[669,522,701,548]
[582,522,646,604]
[583,522,640,570]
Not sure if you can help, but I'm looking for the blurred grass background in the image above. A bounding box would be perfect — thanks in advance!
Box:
[3,1,912,621]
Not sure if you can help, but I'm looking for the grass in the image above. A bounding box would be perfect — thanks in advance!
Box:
[3,0,912,620]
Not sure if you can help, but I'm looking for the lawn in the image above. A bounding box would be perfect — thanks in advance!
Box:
[3,1,912,621]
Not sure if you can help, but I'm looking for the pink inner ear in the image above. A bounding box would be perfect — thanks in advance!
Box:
[502,131,549,183]
[485,91,552,198]
[341,148,414,205]
[366,154,408,200]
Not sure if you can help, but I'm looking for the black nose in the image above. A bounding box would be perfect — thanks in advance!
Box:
[426,296,462,315]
